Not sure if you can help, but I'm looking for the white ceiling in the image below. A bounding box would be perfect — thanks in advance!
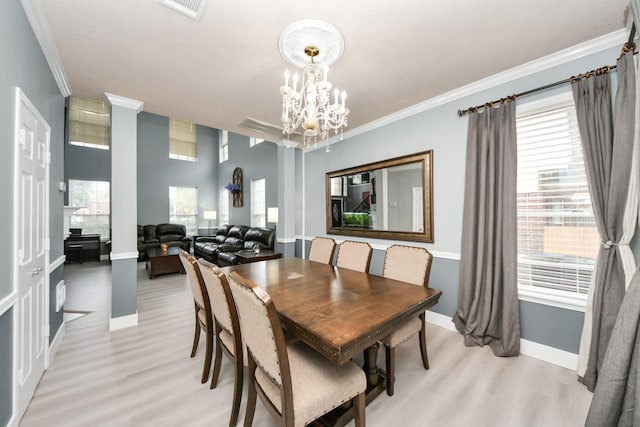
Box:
[39,0,629,144]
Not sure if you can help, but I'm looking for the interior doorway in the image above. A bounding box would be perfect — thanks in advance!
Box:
[14,88,50,421]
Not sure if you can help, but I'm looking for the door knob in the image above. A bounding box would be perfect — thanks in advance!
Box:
[31,267,43,276]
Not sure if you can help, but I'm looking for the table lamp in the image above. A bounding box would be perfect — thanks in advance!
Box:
[203,210,217,236]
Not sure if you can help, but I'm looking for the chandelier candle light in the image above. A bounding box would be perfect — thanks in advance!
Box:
[279,20,349,147]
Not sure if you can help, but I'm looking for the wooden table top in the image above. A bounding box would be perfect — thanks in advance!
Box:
[224,257,442,365]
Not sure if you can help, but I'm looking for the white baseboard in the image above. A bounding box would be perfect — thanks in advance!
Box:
[48,322,65,366]
[109,312,138,331]
[425,311,578,370]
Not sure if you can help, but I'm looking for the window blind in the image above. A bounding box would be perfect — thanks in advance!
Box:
[516,99,598,296]
[69,96,110,149]
[169,118,197,161]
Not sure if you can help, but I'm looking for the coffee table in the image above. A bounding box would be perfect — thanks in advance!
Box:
[146,246,185,279]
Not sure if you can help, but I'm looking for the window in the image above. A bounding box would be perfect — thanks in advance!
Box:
[68,179,110,237]
[330,177,343,196]
[250,137,264,147]
[68,96,110,150]
[516,92,597,308]
[220,186,229,225]
[219,130,229,162]
[169,186,198,235]
[251,178,266,227]
[169,118,197,162]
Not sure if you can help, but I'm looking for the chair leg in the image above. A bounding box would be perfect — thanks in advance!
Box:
[201,328,213,383]
[352,392,366,427]
[385,345,395,396]
[191,308,200,358]
[229,354,244,427]
[418,315,429,370]
[243,360,258,427]
[210,337,223,389]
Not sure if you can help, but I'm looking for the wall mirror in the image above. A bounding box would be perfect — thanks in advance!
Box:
[326,150,433,243]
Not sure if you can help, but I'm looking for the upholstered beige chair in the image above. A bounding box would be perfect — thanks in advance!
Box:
[381,244,433,396]
[178,250,214,384]
[308,237,337,264]
[228,271,367,427]
[336,240,373,272]
[197,259,245,427]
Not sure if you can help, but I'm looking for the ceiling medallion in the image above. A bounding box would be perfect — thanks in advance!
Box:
[279,20,349,149]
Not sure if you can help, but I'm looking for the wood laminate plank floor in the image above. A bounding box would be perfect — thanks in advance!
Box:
[20,262,593,427]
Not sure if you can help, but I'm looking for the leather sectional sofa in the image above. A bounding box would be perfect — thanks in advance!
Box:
[194,224,275,266]
[137,223,191,261]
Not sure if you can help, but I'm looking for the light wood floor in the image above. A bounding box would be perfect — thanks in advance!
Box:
[20,262,593,427]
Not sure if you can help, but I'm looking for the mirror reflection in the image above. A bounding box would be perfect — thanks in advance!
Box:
[326,151,433,243]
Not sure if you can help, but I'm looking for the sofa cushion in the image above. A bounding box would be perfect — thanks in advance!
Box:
[143,224,157,242]
[159,234,185,243]
[216,240,243,255]
[216,251,237,266]
[216,224,232,237]
[244,227,275,250]
[200,244,218,257]
[227,225,249,240]
[156,223,186,236]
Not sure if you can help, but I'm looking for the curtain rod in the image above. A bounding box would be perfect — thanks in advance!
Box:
[457,24,636,117]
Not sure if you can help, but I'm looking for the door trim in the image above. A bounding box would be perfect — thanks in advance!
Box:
[0,291,17,317]
[12,87,51,425]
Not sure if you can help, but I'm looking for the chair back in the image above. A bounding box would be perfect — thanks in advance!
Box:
[336,240,373,272]
[308,237,337,264]
[197,259,237,336]
[383,244,433,287]
[179,250,206,309]
[228,272,291,390]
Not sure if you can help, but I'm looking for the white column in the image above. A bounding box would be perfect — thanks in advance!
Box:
[277,145,296,257]
[105,93,143,330]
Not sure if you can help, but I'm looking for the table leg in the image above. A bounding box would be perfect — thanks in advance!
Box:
[363,343,381,389]
[320,343,387,427]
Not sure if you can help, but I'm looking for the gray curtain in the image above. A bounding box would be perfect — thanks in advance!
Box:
[453,100,520,357]
[573,52,635,391]
[585,266,640,427]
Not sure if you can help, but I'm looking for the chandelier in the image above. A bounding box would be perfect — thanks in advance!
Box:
[278,20,349,147]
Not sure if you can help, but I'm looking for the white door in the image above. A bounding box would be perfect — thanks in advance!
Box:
[15,88,50,420]
[412,186,423,232]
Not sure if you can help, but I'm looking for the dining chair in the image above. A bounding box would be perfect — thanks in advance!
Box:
[336,240,373,272]
[228,271,367,427]
[178,250,214,384]
[307,237,337,264]
[197,259,245,427]
[380,244,433,396]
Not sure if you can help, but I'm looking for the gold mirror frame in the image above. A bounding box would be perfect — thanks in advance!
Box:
[325,150,433,243]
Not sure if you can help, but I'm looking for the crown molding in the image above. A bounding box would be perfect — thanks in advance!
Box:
[104,93,144,113]
[20,0,72,97]
[306,28,627,153]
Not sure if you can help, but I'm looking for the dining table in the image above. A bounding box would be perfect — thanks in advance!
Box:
[224,257,442,426]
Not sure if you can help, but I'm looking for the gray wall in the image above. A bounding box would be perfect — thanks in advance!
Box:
[0,308,12,427]
[1,0,65,423]
[136,112,219,227]
[66,110,222,237]
[218,133,278,226]
[302,44,623,354]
